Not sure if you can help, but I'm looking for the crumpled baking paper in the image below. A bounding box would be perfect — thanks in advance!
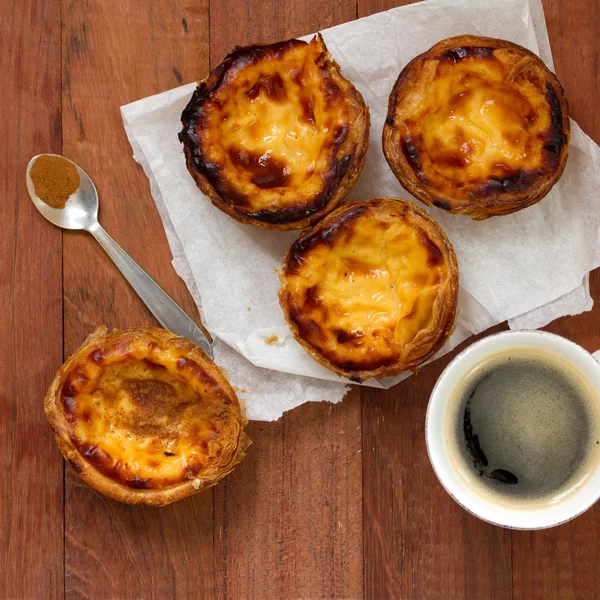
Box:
[121,0,600,421]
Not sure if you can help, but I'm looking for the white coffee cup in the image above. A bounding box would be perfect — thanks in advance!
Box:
[426,330,600,529]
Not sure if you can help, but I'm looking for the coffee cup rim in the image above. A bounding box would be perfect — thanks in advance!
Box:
[425,329,600,530]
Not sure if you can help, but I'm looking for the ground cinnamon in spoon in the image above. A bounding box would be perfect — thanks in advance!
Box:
[30,155,80,208]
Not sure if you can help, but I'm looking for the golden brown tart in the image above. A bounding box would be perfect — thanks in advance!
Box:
[383,35,570,219]
[180,34,369,230]
[45,326,249,506]
[279,197,459,381]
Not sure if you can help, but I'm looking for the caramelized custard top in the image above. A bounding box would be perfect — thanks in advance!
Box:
[280,198,458,379]
[384,37,569,217]
[59,330,241,490]
[181,35,368,226]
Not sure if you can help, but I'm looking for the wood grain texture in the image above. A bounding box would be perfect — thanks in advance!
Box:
[358,0,419,17]
[362,331,512,600]
[208,0,357,67]
[214,395,362,600]
[511,1,600,598]
[541,0,600,146]
[0,0,65,597]
[60,1,214,598]
[208,3,363,598]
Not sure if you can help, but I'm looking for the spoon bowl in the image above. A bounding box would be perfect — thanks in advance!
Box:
[26,154,214,359]
[26,154,100,231]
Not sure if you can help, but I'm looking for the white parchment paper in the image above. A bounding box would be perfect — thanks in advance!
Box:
[121,0,600,420]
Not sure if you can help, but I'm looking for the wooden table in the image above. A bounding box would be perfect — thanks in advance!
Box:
[2,0,600,598]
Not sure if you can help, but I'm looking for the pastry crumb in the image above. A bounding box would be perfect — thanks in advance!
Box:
[191,479,201,490]
[264,335,279,345]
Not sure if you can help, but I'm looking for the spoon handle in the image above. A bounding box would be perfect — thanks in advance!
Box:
[88,223,214,359]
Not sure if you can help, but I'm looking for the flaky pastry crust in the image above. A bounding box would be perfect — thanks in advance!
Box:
[383,35,570,219]
[44,326,250,506]
[180,34,369,230]
[279,197,459,381]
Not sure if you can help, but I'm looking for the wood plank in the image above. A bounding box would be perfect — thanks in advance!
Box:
[358,0,418,14]
[214,396,362,600]
[208,0,357,65]
[60,1,214,597]
[361,332,512,600]
[0,0,65,597]
[208,2,363,598]
[357,0,512,596]
[512,1,600,598]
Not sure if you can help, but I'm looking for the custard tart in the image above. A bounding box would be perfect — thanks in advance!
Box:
[45,326,249,505]
[279,198,459,381]
[180,34,369,230]
[383,35,570,219]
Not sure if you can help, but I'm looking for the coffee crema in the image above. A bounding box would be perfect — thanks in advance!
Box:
[444,347,600,508]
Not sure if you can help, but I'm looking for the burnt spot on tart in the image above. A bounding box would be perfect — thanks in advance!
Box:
[439,46,495,63]
[45,327,249,505]
[279,197,459,381]
[286,202,370,274]
[543,81,569,158]
[246,72,287,102]
[180,35,369,230]
[383,35,570,220]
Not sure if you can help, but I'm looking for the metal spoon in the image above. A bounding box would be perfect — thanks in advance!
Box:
[26,154,214,359]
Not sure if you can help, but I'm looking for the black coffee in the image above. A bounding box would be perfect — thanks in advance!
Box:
[445,348,600,506]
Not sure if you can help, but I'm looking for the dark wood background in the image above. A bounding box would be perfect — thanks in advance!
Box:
[2,0,599,598]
